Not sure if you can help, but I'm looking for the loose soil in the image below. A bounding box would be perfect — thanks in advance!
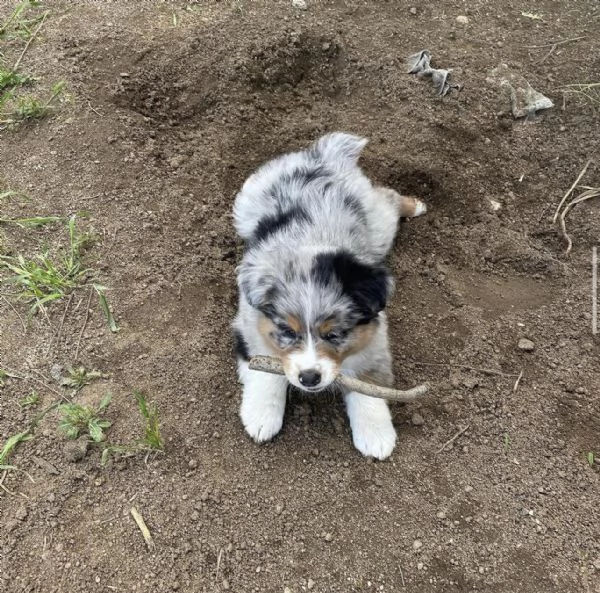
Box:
[1,1,599,592]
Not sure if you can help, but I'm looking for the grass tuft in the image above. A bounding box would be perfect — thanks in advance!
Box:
[134,390,163,450]
[61,366,102,391]
[0,430,33,468]
[19,391,40,407]
[58,393,112,442]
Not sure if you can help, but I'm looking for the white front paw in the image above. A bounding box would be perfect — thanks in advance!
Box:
[240,399,285,443]
[351,418,397,460]
[345,393,396,460]
[239,373,287,443]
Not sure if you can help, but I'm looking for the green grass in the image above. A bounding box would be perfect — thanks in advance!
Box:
[0,215,90,314]
[1,80,66,124]
[587,452,595,467]
[0,430,33,469]
[134,391,163,450]
[19,391,40,407]
[101,392,163,466]
[0,68,33,91]
[0,1,44,41]
[61,366,102,391]
[58,393,112,442]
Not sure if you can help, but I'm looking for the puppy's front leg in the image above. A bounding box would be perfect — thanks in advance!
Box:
[239,361,288,443]
[345,392,397,460]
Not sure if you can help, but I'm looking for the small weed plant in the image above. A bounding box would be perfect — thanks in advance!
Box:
[58,393,112,442]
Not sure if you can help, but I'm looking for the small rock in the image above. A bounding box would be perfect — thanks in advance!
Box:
[456,15,469,24]
[409,6,417,14]
[411,412,425,426]
[63,436,89,463]
[291,0,307,9]
[436,510,447,519]
[413,539,423,550]
[518,338,535,352]
[15,506,28,521]
[465,485,473,493]
[284,587,292,593]
[188,459,198,469]
[417,562,424,570]
[307,579,315,590]
[324,533,333,542]
[222,579,230,590]
[50,364,63,383]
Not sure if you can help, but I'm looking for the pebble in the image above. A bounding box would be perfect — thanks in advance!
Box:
[291,0,307,9]
[409,7,417,14]
[411,412,425,426]
[417,562,424,570]
[436,511,447,519]
[15,506,28,521]
[284,588,292,593]
[456,15,469,24]
[518,338,535,351]
[222,579,230,590]
[188,459,198,469]
[324,533,333,542]
[307,578,315,590]
[413,539,423,550]
[465,485,473,493]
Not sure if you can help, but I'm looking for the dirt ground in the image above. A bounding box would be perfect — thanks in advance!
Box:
[1,1,599,592]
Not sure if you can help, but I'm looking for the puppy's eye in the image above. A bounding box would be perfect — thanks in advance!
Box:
[280,328,297,341]
[322,331,343,344]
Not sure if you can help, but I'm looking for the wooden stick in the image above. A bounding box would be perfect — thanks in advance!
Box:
[552,159,592,224]
[13,11,48,71]
[248,356,429,402]
[130,506,155,550]
[523,36,586,49]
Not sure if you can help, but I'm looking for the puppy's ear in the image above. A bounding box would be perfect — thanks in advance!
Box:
[237,260,282,313]
[313,252,392,321]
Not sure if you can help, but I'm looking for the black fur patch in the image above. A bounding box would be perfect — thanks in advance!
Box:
[233,329,250,361]
[342,193,368,225]
[252,206,311,245]
[312,251,390,321]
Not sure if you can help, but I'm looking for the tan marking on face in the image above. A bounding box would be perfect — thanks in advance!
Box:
[286,315,303,334]
[317,318,336,337]
[256,315,305,384]
[315,321,378,365]
[257,314,302,358]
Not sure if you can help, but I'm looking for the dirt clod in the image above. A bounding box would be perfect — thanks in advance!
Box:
[63,436,89,463]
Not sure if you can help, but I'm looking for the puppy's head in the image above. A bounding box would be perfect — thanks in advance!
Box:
[239,249,392,391]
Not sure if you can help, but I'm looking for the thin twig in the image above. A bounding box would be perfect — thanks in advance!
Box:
[399,566,406,588]
[130,506,155,550]
[536,44,556,65]
[45,292,73,357]
[13,11,49,71]
[523,36,586,49]
[1,295,26,332]
[436,425,470,454]
[74,288,93,361]
[559,187,600,254]
[249,356,429,402]
[552,160,592,223]
[513,370,524,393]
[409,360,520,378]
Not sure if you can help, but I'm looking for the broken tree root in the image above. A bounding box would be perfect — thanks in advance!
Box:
[248,355,429,403]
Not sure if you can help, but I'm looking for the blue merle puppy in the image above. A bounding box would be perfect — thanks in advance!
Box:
[232,133,426,459]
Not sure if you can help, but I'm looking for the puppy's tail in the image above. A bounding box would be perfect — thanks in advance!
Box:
[314,132,368,169]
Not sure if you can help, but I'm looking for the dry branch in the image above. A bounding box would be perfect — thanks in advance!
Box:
[130,506,155,550]
[248,355,429,402]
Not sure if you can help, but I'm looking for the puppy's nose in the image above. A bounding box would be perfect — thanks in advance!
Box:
[298,369,321,388]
